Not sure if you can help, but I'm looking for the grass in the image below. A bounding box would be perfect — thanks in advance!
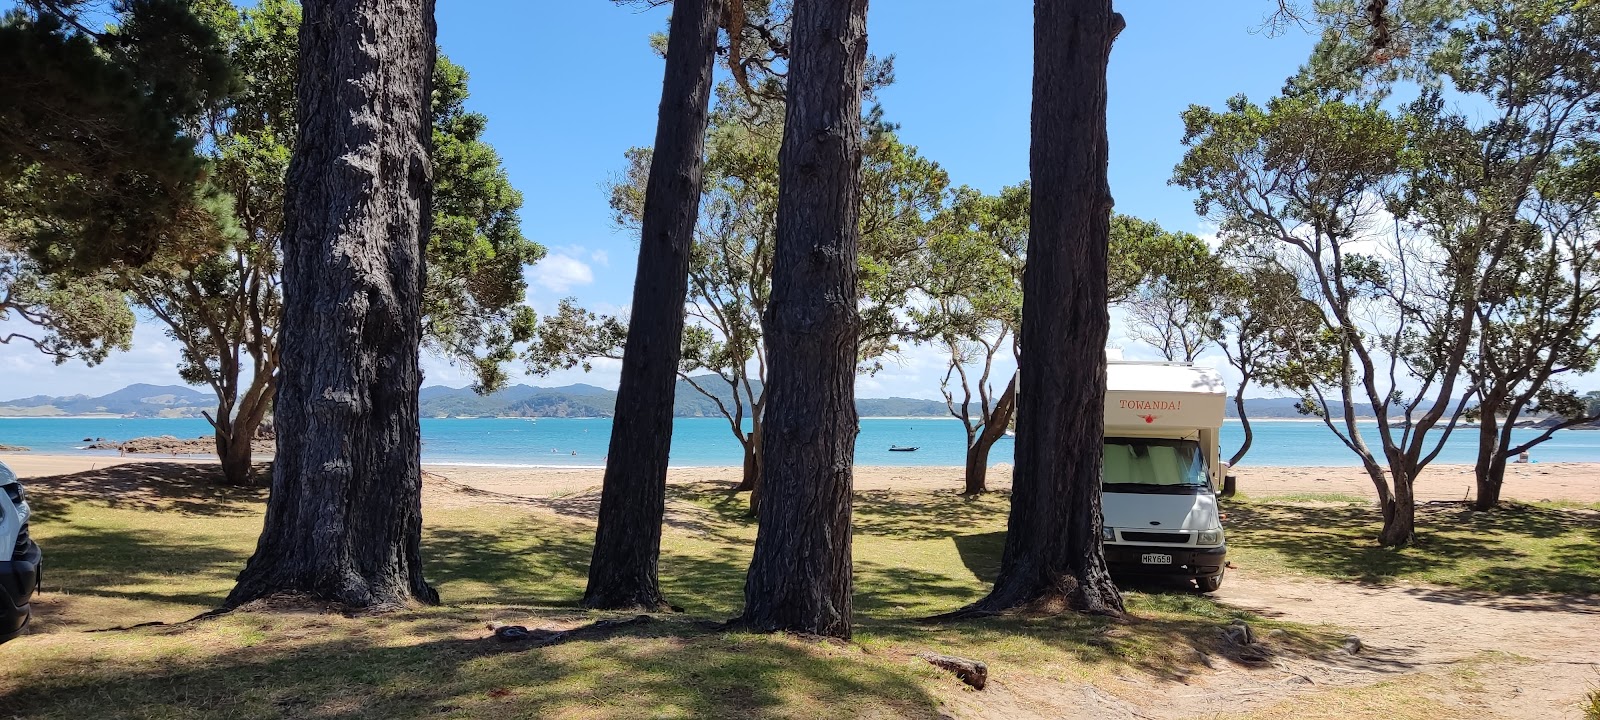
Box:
[1,465,1331,720]
[1224,496,1600,594]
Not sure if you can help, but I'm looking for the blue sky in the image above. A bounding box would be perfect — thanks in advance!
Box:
[6,2,1330,400]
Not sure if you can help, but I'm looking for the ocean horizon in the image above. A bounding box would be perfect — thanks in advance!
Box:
[3,415,1597,468]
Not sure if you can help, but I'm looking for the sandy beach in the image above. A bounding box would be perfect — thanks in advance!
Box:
[2,452,1594,504]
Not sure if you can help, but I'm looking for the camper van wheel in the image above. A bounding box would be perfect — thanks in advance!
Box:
[1196,574,1223,593]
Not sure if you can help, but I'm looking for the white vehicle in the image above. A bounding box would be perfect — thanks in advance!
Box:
[1099,360,1232,592]
[2,460,41,642]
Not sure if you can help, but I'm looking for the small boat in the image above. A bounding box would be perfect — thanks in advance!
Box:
[888,445,919,452]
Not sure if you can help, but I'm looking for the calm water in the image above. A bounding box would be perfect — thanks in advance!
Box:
[1,415,1595,467]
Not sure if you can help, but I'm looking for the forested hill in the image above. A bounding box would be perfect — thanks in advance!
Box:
[416,377,955,418]
[0,380,1374,420]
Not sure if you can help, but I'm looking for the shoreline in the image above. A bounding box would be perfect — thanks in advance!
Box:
[3,452,1597,504]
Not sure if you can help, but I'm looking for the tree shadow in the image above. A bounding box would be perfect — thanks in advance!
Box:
[1227,500,1600,595]
[0,616,945,719]
[852,489,1011,542]
[23,461,269,518]
[33,525,247,609]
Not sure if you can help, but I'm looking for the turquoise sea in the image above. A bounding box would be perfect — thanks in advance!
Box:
[1,415,1596,467]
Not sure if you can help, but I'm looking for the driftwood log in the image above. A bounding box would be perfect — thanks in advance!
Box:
[918,652,987,690]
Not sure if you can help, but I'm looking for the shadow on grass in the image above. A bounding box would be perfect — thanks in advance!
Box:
[852,489,1011,542]
[0,617,945,720]
[25,461,269,518]
[37,527,244,607]
[1227,500,1600,595]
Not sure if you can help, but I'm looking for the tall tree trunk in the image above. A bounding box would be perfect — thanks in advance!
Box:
[1226,376,1253,467]
[959,0,1125,617]
[226,0,439,610]
[1472,411,1502,511]
[964,376,1017,495]
[583,0,721,612]
[739,0,869,640]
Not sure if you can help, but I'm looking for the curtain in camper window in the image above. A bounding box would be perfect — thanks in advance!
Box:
[1103,438,1207,487]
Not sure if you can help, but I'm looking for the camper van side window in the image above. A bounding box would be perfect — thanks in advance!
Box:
[1102,437,1208,492]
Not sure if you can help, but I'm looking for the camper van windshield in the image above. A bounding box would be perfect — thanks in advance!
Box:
[1102,437,1208,493]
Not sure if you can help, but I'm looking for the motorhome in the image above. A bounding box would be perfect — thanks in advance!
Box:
[1100,360,1231,592]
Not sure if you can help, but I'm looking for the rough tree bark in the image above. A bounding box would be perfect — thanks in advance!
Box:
[956,0,1125,617]
[583,0,722,611]
[739,0,869,639]
[226,0,439,610]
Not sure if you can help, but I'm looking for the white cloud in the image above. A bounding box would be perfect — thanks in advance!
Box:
[590,249,610,267]
[529,253,595,293]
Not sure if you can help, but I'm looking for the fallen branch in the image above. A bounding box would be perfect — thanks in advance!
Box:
[918,652,988,690]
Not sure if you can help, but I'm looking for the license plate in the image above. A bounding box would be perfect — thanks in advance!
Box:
[1140,553,1173,565]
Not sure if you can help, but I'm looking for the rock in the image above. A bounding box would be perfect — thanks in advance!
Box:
[0,444,30,452]
[83,437,93,442]
[918,652,987,690]
[1266,628,1289,641]
[1236,644,1273,663]
[1221,620,1255,646]
[1342,635,1362,654]
[492,625,531,642]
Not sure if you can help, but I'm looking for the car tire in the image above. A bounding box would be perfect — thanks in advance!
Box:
[1196,572,1223,593]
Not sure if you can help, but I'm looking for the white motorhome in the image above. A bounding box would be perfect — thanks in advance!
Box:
[1100,360,1231,591]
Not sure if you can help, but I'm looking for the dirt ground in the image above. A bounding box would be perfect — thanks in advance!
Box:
[5,453,1597,719]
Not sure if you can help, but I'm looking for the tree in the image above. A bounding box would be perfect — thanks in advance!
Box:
[1121,230,1217,362]
[583,0,722,612]
[738,0,868,639]
[227,0,439,609]
[0,0,231,273]
[954,0,1126,617]
[0,1,229,362]
[121,0,541,486]
[0,251,133,363]
[1207,260,1320,467]
[1284,0,1600,512]
[1175,94,1481,547]
[915,185,1026,495]
[1417,0,1600,510]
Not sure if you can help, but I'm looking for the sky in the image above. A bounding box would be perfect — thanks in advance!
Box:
[2,2,1370,401]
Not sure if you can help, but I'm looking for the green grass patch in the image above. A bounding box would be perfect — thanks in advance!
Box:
[1224,498,1600,594]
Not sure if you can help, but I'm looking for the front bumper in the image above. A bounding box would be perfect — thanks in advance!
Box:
[1,539,41,642]
[1104,543,1225,580]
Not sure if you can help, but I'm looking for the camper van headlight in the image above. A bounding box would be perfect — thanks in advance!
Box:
[1101,526,1115,542]
[1197,529,1223,546]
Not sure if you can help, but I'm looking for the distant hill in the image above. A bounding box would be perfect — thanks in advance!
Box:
[0,384,213,418]
[1224,397,1377,419]
[413,377,951,418]
[0,382,1377,420]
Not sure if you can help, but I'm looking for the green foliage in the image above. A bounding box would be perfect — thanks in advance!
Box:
[1121,229,1220,362]
[0,0,233,272]
[0,253,133,364]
